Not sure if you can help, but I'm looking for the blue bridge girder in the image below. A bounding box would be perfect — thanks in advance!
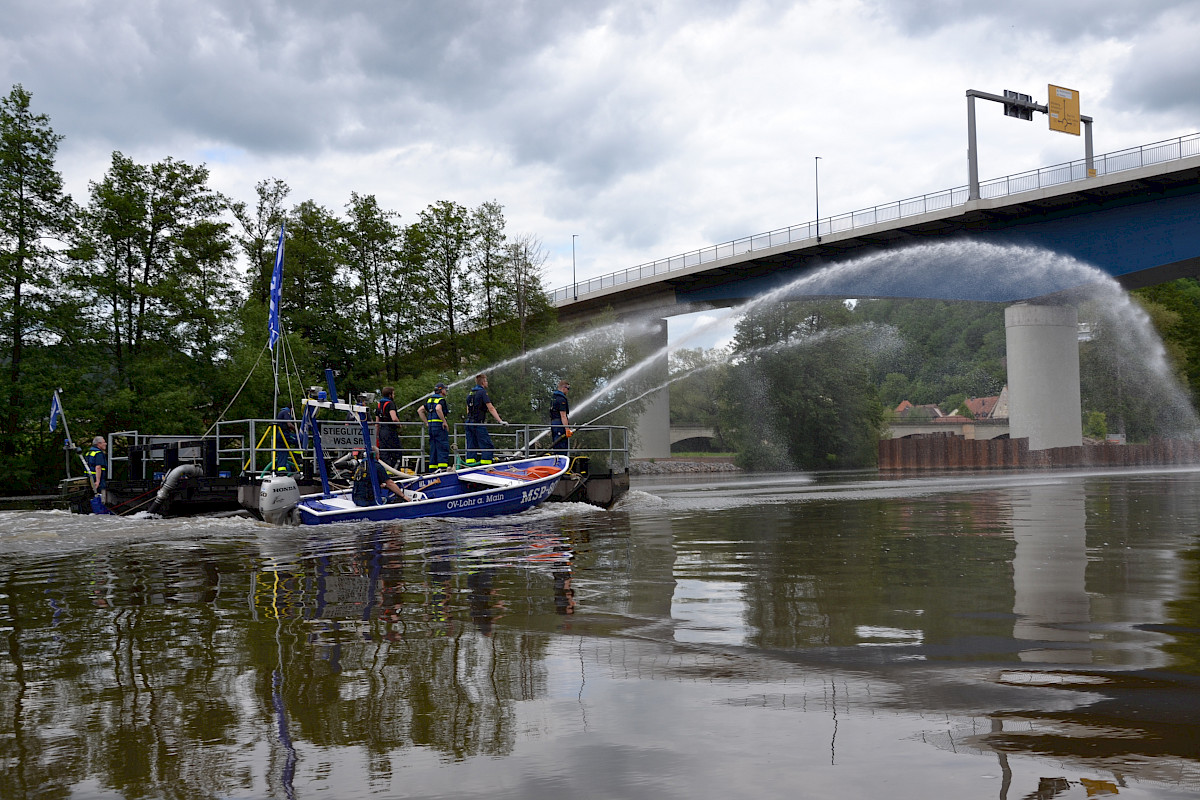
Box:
[555,137,1200,322]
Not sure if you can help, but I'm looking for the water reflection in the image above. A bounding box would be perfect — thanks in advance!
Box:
[1,471,1200,798]
[1011,483,1092,663]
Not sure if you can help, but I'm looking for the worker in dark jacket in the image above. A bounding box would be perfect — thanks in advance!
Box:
[549,380,571,454]
[465,373,506,465]
[375,386,403,468]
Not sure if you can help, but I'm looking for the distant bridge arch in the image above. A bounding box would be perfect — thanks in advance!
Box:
[669,426,718,447]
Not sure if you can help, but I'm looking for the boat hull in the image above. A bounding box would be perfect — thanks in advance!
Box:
[294,455,570,525]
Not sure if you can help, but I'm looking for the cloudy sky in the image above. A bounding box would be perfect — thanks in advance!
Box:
[3,0,1197,310]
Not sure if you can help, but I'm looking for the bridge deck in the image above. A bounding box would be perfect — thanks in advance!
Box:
[555,134,1200,320]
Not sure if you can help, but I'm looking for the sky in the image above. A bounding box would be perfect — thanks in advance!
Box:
[4,0,1198,348]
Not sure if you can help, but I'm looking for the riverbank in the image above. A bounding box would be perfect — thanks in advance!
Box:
[630,457,742,475]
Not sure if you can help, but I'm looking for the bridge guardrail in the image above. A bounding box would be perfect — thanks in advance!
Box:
[549,131,1200,304]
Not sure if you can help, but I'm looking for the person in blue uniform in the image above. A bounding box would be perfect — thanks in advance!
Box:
[418,382,451,471]
[465,373,506,466]
[549,380,572,454]
[278,405,298,446]
[84,435,108,494]
[351,449,407,506]
[375,386,402,468]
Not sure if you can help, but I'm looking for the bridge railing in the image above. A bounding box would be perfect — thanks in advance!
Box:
[549,131,1200,305]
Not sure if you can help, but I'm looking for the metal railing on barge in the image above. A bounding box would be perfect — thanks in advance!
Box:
[101,419,631,484]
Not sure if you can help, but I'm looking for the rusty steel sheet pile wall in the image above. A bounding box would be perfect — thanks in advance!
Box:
[879,434,1200,471]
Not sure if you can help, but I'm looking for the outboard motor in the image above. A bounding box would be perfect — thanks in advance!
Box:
[259,474,301,525]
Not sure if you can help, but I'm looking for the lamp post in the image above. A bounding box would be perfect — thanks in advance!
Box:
[572,234,578,301]
[815,156,822,243]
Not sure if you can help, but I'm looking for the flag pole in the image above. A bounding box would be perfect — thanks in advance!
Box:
[268,222,286,421]
[50,389,89,478]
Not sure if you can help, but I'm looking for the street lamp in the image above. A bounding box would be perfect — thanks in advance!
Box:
[815,156,822,243]
[572,234,578,301]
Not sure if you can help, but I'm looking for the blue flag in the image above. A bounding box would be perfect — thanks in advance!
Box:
[50,391,62,432]
[268,222,285,350]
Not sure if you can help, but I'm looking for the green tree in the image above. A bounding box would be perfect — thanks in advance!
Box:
[282,200,364,383]
[414,201,472,368]
[504,232,553,358]
[1133,278,1200,405]
[877,372,911,409]
[721,300,885,470]
[231,177,289,305]
[470,200,507,335]
[344,192,402,377]
[68,152,235,431]
[0,84,73,471]
[669,347,727,440]
[1077,293,1196,442]
[1083,410,1107,440]
[856,299,1006,404]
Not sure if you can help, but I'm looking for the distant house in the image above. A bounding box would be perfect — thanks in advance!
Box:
[962,386,1009,420]
[893,400,944,421]
[887,388,1010,441]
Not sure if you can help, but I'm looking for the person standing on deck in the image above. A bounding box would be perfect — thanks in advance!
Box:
[375,386,403,468]
[278,404,298,447]
[465,373,506,466]
[418,382,451,471]
[550,380,571,454]
[84,435,108,494]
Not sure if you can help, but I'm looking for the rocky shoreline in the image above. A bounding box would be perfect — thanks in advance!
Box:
[629,459,743,475]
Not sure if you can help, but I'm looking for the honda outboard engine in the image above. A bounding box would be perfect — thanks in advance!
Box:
[259,474,301,525]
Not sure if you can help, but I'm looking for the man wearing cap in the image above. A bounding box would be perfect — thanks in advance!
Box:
[550,380,571,454]
[418,382,451,471]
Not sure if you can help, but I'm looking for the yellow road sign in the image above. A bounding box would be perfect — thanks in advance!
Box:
[1048,84,1080,135]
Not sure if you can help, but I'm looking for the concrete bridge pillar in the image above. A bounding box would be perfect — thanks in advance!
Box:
[1004,303,1082,451]
[629,319,671,459]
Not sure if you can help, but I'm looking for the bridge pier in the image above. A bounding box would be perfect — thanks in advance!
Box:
[1005,303,1082,451]
[629,319,671,459]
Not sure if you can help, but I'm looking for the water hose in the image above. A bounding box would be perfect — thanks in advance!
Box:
[147,464,203,515]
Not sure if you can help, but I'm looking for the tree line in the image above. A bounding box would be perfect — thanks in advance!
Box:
[1,84,558,492]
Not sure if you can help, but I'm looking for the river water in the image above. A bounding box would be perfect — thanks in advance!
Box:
[2,467,1199,799]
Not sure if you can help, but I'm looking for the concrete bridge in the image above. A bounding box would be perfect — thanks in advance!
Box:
[669,425,719,447]
[550,134,1200,458]
[553,134,1200,316]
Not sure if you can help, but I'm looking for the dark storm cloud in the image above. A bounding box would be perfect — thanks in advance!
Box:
[4,1,555,152]
[0,0,752,201]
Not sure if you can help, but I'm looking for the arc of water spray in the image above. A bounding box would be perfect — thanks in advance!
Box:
[395,319,652,413]
[526,241,1107,448]
[525,323,896,451]
[568,240,1133,422]
[558,255,869,424]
